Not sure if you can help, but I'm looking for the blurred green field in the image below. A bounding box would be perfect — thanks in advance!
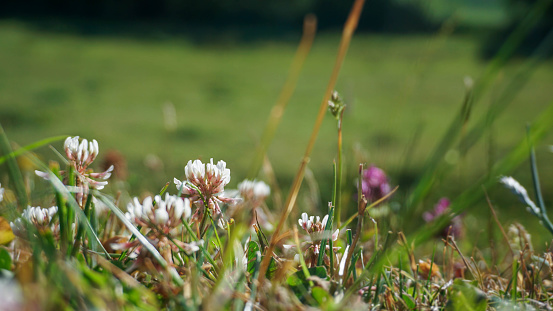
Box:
[1,20,553,230]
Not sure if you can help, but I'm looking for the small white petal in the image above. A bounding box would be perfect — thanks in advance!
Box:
[322,215,329,228]
[173,197,184,220]
[143,196,153,216]
[155,209,169,224]
[183,198,191,219]
[332,229,339,241]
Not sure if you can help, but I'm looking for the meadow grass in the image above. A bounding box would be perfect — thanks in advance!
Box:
[1,20,552,196]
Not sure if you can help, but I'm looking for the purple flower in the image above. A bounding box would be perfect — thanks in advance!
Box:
[423,197,463,239]
[360,165,391,203]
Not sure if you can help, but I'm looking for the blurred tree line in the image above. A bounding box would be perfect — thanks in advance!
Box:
[2,0,550,57]
[481,0,553,58]
[1,0,435,32]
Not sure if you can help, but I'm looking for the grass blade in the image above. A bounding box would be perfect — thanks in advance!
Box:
[94,191,184,286]
[0,135,67,165]
[0,123,28,209]
[247,15,317,178]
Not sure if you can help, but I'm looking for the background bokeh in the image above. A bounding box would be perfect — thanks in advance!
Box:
[1,0,553,241]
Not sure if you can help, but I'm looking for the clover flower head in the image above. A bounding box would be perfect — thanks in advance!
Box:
[0,183,4,202]
[177,158,230,197]
[422,198,451,222]
[11,205,58,236]
[36,136,113,207]
[206,159,231,191]
[174,158,235,223]
[423,197,463,239]
[238,179,270,203]
[296,212,340,267]
[64,136,99,168]
[298,212,339,243]
[185,160,205,185]
[126,194,191,236]
[360,165,391,203]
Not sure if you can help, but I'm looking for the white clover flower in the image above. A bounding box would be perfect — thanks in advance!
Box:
[298,212,339,243]
[119,196,198,270]
[10,205,58,236]
[185,159,205,185]
[296,212,340,267]
[178,158,231,196]
[500,176,540,215]
[0,183,4,202]
[37,136,113,207]
[174,158,236,223]
[206,159,231,192]
[238,179,270,203]
[126,194,191,236]
[64,136,99,168]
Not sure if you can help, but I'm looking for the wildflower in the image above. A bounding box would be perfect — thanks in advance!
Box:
[422,198,463,239]
[500,176,540,215]
[10,205,58,236]
[0,183,4,202]
[359,165,391,203]
[125,194,191,236]
[36,136,113,207]
[64,136,98,168]
[174,158,235,223]
[297,212,339,267]
[238,179,270,204]
[121,194,200,271]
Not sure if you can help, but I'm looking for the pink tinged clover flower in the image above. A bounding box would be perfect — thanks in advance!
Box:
[174,158,235,222]
[359,165,391,203]
[422,198,463,239]
[298,213,339,243]
[294,212,340,267]
[35,136,114,206]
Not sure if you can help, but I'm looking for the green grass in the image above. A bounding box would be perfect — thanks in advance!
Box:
[1,20,553,231]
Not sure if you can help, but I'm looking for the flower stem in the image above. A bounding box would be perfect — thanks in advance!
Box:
[335,108,344,227]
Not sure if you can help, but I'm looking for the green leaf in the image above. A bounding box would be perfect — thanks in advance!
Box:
[447,279,488,311]
[0,248,12,270]
[266,256,278,279]
[402,294,416,309]
[246,241,260,276]
[253,220,269,250]
[287,266,327,288]
[311,286,332,306]
[287,267,328,305]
